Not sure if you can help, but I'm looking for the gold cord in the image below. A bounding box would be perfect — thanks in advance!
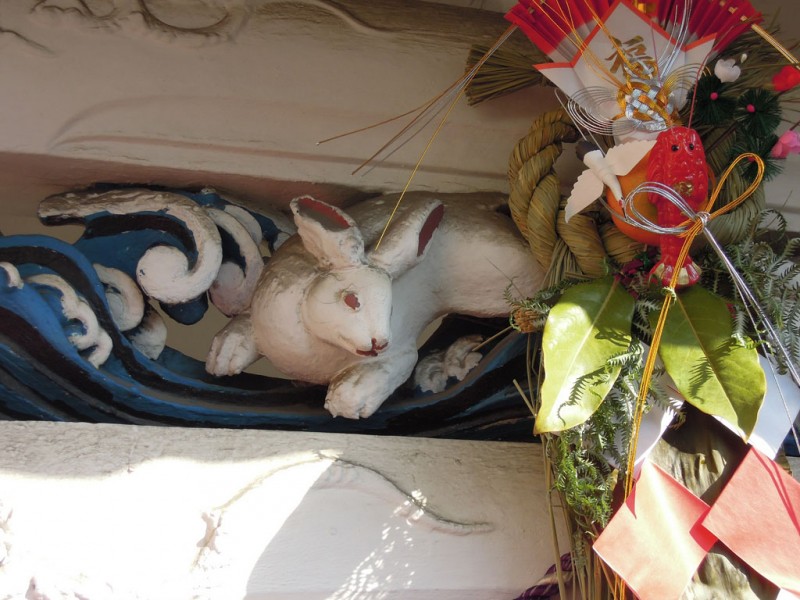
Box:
[623,152,766,496]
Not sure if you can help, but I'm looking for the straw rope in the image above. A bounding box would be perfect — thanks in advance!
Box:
[508,108,766,287]
[703,129,766,246]
[508,108,642,286]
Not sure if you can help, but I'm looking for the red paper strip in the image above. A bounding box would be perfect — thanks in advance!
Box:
[505,0,615,58]
[593,460,717,599]
[701,448,800,595]
[507,0,761,57]
[687,0,761,52]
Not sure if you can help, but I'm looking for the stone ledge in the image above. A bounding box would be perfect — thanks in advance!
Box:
[0,421,563,599]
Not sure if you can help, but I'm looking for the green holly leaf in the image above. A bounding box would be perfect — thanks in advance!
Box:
[536,277,634,434]
[652,286,765,439]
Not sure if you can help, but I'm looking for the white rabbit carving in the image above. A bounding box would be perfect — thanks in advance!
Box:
[206,193,543,419]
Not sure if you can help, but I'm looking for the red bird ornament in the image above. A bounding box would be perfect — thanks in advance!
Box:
[646,126,709,287]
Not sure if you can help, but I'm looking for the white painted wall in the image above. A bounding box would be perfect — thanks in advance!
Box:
[0,0,560,218]
[0,422,566,599]
[0,0,797,220]
[0,0,797,227]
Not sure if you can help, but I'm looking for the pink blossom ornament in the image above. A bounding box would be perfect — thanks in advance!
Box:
[770,130,800,158]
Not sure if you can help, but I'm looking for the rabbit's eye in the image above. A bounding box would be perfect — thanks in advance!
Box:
[343,292,360,310]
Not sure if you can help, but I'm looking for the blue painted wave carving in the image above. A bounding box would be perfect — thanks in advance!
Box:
[0,189,534,440]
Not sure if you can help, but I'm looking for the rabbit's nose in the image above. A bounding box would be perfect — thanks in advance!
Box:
[356,338,389,357]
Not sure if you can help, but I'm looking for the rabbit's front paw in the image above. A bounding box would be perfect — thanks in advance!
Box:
[325,369,389,419]
[205,315,259,376]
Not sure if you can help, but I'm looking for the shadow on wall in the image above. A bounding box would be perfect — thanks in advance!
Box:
[0,422,546,598]
[231,458,505,600]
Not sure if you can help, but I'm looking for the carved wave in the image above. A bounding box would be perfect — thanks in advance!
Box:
[199,454,493,558]
[31,0,249,47]
[314,458,494,535]
[30,0,408,47]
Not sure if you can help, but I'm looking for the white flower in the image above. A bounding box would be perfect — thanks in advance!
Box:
[714,58,741,83]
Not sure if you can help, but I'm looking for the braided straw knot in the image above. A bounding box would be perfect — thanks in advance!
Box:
[507,108,767,288]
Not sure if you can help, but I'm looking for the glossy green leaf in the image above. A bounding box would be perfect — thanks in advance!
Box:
[652,286,765,439]
[537,277,634,434]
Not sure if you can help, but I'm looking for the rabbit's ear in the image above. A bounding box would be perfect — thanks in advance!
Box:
[369,201,444,278]
[291,196,366,269]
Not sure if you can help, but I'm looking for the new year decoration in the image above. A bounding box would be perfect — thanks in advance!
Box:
[440,0,800,596]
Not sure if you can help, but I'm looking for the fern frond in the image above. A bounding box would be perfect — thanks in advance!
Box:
[699,213,800,377]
